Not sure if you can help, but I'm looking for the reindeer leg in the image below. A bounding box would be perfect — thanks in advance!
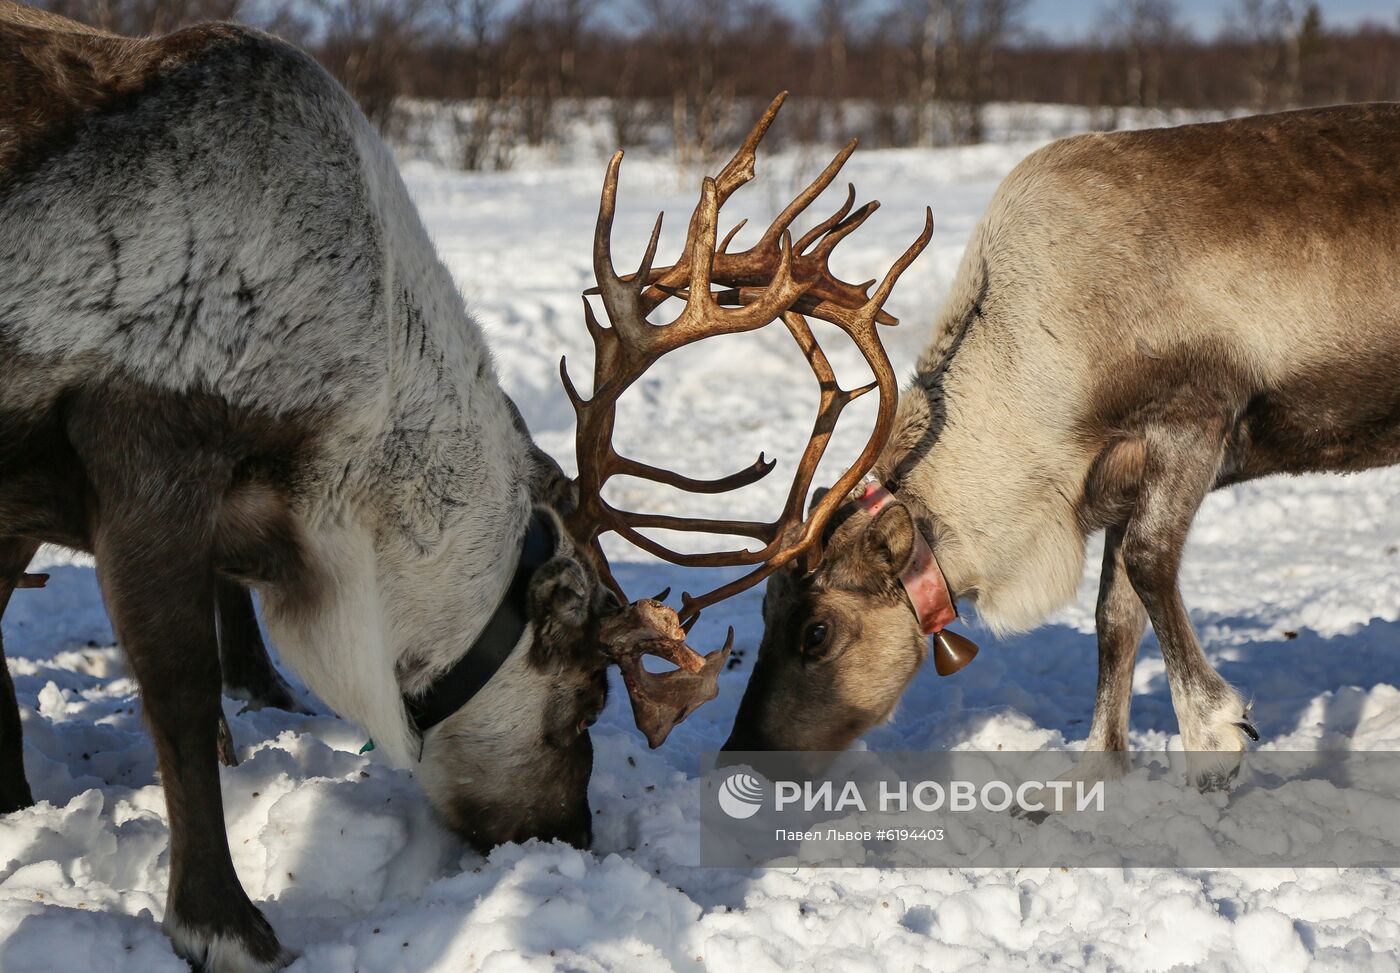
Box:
[92,498,288,970]
[1086,524,1148,757]
[0,538,40,814]
[1121,418,1253,790]
[1040,523,1150,802]
[216,579,305,715]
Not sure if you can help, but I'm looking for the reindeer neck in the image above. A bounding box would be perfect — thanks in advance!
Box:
[888,379,1089,636]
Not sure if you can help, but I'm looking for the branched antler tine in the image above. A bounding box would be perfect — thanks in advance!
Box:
[756,138,858,248]
[718,219,747,254]
[846,380,879,401]
[757,311,842,534]
[592,151,648,344]
[607,521,775,568]
[686,177,721,310]
[794,183,856,253]
[799,294,899,329]
[580,295,605,341]
[864,207,935,316]
[613,452,776,494]
[707,287,879,325]
[790,221,931,570]
[680,572,785,625]
[809,200,881,262]
[599,600,730,748]
[685,230,804,343]
[558,356,584,408]
[736,228,801,322]
[634,211,664,294]
[611,508,776,542]
[643,633,708,673]
[713,91,787,200]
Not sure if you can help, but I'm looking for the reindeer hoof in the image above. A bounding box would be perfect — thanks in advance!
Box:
[227,676,312,716]
[166,899,292,973]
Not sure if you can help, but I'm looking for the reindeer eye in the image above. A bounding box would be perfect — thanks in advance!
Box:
[802,622,829,652]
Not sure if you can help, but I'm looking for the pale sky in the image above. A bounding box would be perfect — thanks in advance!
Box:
[1022,0,1397,40]
[768,1,1400,40]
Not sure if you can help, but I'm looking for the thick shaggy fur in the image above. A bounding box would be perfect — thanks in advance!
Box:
[730,105,1400,773]
[894,104,1400,632]
[0,1,531,766]
[0,5,607,968]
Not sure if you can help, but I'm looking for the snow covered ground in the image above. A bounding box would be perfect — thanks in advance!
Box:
[5,123,1400,972]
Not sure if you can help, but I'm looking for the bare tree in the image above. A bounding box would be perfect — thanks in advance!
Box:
[895,0,949,145]
[951,0,1027,142]
[601,38,656,152]
[35,0,1400,159]
[890,0,1026,146]
[530,0,598,100]
[313,0,436,135]
[813,0,862,136]
[1229,0,1314,109]
[1098,0,1186,109]
[439,0,518,169]
[635,0,744,169]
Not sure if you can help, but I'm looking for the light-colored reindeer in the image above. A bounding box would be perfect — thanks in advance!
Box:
[727,104,1400,786]
[0,5,929,968]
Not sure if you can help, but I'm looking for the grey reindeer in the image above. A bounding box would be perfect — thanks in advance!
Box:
[725,104,1400,788]
[0,6,929,967]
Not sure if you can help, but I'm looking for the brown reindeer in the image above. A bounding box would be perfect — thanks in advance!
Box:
[726,104,1400,788]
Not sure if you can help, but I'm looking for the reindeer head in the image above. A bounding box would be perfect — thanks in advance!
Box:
[722,483,980,754]
[418,93,930,849]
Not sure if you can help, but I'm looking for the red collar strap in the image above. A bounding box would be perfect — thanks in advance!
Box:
[857,481,956,634]
[856,481,979,676]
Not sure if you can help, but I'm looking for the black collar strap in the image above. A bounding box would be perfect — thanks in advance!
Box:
[403,511,556,739]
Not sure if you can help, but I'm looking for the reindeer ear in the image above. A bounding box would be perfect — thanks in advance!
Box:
[527,555,590,645]
[808,486,830,516]
[858,503,916,577]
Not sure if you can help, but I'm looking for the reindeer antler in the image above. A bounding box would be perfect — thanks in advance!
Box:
[563,91,933,747]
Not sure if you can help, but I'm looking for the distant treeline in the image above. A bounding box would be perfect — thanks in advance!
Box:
[33,0,1400,166]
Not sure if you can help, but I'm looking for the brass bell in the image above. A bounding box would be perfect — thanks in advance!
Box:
[933,629,979,676]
